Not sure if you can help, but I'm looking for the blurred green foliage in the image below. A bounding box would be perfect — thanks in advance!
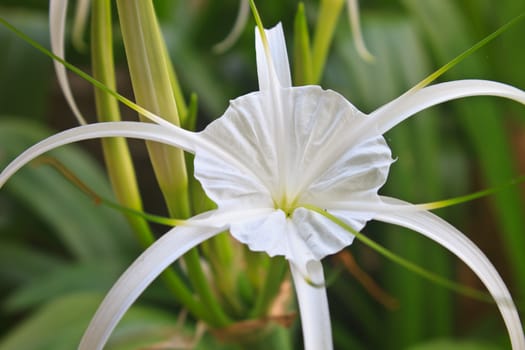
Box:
[0,0,524,349]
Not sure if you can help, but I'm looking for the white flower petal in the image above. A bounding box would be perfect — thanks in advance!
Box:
[199,86,392,211]
[292,208,355,262]
[229,209,316,273]
[374,196,525,350]
[196,92,279,209]
[49,0,87,125]
[229,207,355,277]
[189,207,276,228]
[369,80,525,138]
[299,134,392,206]
[230,210,291,257]
[198,85,390,268]
[229,210,317,273]
[255,23,292,90]
[79,218,225,350]
[290,261,333,350]
[0,122,201,188]
[286,87,392,206]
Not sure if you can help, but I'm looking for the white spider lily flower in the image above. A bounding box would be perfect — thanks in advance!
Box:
[1,23,525,350]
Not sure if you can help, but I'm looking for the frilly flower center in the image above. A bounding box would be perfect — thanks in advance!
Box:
[273,192,300,217]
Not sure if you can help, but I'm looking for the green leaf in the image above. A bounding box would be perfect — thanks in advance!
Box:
[105,303,183,350]
[0,292,181,350]
[293,2,314,85]
[405,0,525,300]
[4,259,126,312]
[0,292,100,350]
[0,118,137,261]
[407,339,501,350]
[331,13,456,347]
[0,242,64,287]
[0,9,52,119]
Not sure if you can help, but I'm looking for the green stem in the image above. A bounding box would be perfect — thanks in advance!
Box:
[311,0,344,84]
[115,0,190,217]
[90,0,207,321]
[91,0,146,242]
[163,44,189,124]
[115,0,230,327]
[293,2,314,85]
[249,256,288,318]
[202,233,245,316]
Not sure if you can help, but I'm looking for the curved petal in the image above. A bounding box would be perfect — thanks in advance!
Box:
[290,261,333,350]
[255,23,292,91]
[213,0,249,53]
[346,0,375,62]
[374,196,525,350]
[230,207,353,283]
[0,122,201,188]
[49,0,87,125]
[298,134,392,209]
[292,208,355,264]
[230,209,318,276]
[71,0,91,51]
[368,80,525,138]
[197,91,279,208]
[229,209,318,274]
[230,209,291,258]
[79,220,225,350]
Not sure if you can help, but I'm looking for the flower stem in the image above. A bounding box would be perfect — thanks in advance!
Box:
[115,0,190,217]
[293,2,314,85]
[91,0,145,239]
[115,0,230,327]
[90,0,209,321]
[250,256,288,318]
[311,0,344,83]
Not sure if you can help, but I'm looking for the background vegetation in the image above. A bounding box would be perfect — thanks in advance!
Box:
[0,0,524,349]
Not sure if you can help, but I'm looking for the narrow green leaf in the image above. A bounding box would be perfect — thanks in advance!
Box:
[0,293,100,350]
[4,260,126,312]
[0,118,136,260]
[405,0,525,301]
[311,0,345,83]
[0,10,51,119]
[0,242,64,286]
[332,15,455,344]
[115,0,191,218]
[0,292,181,350]
[293,2,314,85]
[304,205,494,304]
[410,12,525,91]
[407,339,501,350]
